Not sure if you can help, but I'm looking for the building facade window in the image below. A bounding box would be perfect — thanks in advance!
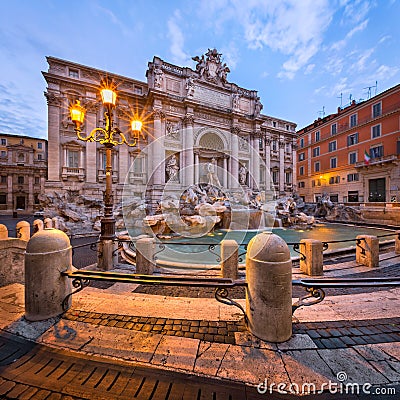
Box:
[314,161,320,172]
[0,194,6,204]
[18,176,24,184]
[285,171,292,183]
[69,69,79,78]
[372,124,381,138]
[272,171,278,184]
[298,152,305,161]
[299,166,304,176]
[312,147,320,157]
[38,142,42,149]
[1,139,6,146]
[350,114,357,127]
[298,181,305,188]
[68,150,79,168]
[18,153,24,162]
[372,102,381,118]
[272,140,278,151]
[328,141,337,152]
[134,86,142,95]
[330,157,337,168]
[1,176,6,184]
[349,152,357,164]
[348,191,359,202]
[299,138,304,148]
[34,176,40,184]
[0,150,6,158]
[329,176,341,184]
[370,145,383,159]
[347,173,359,182]
[347,132,359,146]
[331,123,337,135]
[315,131,320,142]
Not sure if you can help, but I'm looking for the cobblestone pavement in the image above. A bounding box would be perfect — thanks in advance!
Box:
[63,309,400,350]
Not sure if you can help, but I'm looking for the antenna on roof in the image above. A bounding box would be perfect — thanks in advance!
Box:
[318,106,325,118]
[337,93,343,108]
[363,81,378,100]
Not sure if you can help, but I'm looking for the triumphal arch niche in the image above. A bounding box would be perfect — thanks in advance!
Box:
[43,48,297,216]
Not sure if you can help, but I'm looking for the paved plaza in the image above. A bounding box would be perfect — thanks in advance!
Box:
[0,251,400,399]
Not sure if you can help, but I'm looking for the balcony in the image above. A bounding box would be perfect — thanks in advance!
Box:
[128,171,147,185]
[97,169,118,183]
[355,154,398,169]
[61,166,85,181]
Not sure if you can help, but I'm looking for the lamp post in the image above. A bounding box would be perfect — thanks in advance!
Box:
[70,87,143,270]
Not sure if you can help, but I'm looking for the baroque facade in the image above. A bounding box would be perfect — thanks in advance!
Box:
[296,83,400,204]
[0,133,47,213]
[43,50,296,210]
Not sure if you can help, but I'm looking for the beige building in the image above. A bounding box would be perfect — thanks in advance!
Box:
[42,50,296,210]
[0,133,47,213]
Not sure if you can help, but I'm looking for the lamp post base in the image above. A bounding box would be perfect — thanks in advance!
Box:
[98,217,116,271]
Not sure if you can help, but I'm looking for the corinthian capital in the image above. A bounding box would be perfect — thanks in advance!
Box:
[182,114,194,125]
[44,91,62,106]
[152,109,165,120]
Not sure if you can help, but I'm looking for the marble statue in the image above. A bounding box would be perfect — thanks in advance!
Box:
[239,164,247,185]
[206,158,221,187]
[166,154,179,182]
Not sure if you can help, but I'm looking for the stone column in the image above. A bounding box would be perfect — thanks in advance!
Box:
[45,92,62,182]
[119,145,129,184]
[223,157,228,188]
[152,110,165,186]
[7,175,13,211]
[279,136,285,194]
[85,111,98,184]
[136,238,155,274]
[194,153,200,184]
[251,136,259,189]
[292,141,297,191]
[265,138,271,193]
[230,129,239,189]
[184,114,194,186]
[28,176,34,211]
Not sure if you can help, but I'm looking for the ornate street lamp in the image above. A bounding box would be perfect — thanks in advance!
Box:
[70,86,143,269]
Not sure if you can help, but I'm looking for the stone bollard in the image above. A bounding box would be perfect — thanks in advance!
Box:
[25,229,72,321]
[16,221,30,241]
[44,218,53,229]
[246,232,292,342]
[97,240,118,271]
[221,240,238,279]
[0,224,8,240]
[52,217,59,229]
[136,238,155,274]
[33,219,44,234]
[395,231,400,254]
[299,239,323,276]
[356,235,379,268]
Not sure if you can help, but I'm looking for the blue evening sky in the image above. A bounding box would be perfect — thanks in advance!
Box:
[0,0,399,139]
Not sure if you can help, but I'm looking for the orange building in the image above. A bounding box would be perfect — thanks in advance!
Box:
[296,83,400,204]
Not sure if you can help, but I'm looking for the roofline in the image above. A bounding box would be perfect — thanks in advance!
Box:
[0,132,47,142]
[297,82,400,133]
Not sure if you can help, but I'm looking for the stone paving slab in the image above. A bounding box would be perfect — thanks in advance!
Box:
[193,341,229,376]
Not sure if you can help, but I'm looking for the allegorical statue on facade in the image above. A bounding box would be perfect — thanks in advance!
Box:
[153,65,163,89]
[185,75,196,97]
[232,92,241,110]
[206,158,221,187]
[192,55,206,78]
[166,154,179,182]
[254,97,263,117]
[239,164,247,185]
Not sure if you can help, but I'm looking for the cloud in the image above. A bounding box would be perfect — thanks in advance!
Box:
[341,0,375,24]
[352,48,375,72]
[375,64,400,81]
[95,5,134,37]
[331,19,369,51]
[167,10,191,66]
[304,64,315,75]
[220,42,239,69]
[235,1,334,79]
